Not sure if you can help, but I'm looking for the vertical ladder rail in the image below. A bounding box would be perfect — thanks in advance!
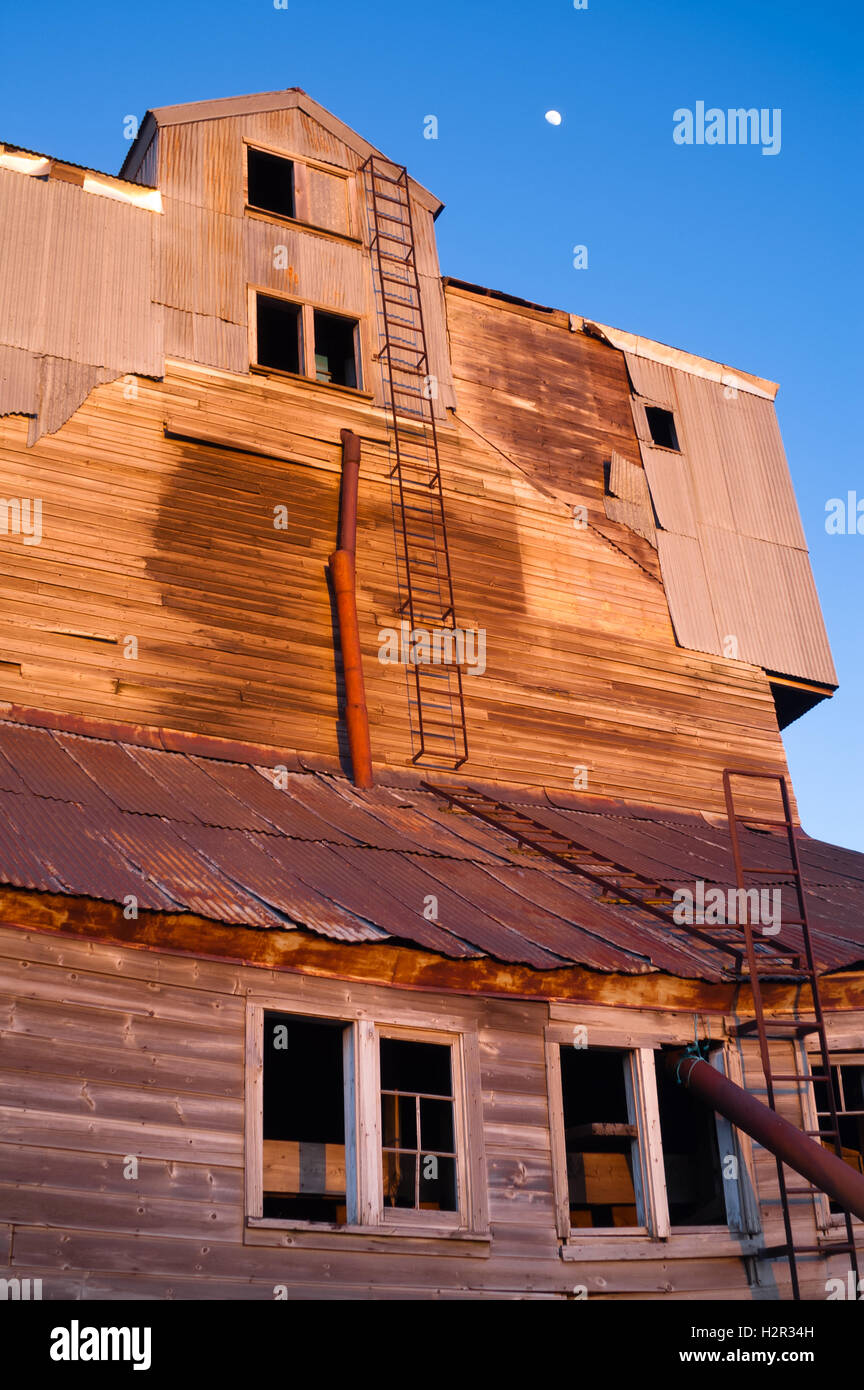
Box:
[362,155,468,769]
[723,769,860,1301]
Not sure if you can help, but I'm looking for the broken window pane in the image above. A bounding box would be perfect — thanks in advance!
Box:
[248,148,295,219]
[654,1049,725,1226]
[314,310,359,388]
[256,295,302,375]
[379,1038,457,1212]
[560,1046,641,1229]
[645,405,680,451]
[262,1012,348,1224]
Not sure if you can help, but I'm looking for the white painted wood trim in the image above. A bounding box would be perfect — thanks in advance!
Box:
[543,1029,571,1241]
[244,1003,264,1220]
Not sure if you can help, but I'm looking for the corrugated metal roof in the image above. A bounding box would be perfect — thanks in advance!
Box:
[0,716,861,981]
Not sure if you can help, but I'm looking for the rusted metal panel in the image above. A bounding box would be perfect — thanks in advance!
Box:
[2,793,176,909]
[0,718,860,978]
[338,846,563,968]
[202,762,352,842]
[271,840,479,959]
[103,814,283,926]
[170,822,383,942]
[0,724,115,809]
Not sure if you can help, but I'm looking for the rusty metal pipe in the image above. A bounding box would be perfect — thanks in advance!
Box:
[678,1054,864,1222]
[330,429,373,789]
[337,426,361,555]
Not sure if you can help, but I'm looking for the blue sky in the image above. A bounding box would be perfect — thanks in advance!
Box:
[2,0,862,848]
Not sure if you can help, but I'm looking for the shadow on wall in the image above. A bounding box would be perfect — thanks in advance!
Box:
[144,435,347,756]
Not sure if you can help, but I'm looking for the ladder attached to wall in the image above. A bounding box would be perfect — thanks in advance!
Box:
[425,777,861,1298]
[361,154,467,769]
[722,769,859,1301]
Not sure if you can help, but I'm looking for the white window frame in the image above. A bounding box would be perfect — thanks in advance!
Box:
[545,1013,761,1252]
[803,1041,864,1234]
[546,1033,668,1241]
[245,999,487,1239]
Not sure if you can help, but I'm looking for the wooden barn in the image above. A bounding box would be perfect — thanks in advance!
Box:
[0,88,861,1303]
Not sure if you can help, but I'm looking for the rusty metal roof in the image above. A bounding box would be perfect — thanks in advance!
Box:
[0,717,861,982]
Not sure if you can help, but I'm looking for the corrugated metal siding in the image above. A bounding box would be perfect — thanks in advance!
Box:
[243,217,368,317]
[655,532,722,654]
[0,97,453,433]
[603,451,657,545]
[624,352,836,685]
[0,172,159,372]
[0,165,163,437]
[0,344,38,414]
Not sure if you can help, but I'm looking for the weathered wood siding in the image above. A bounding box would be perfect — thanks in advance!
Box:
[0,292,791,813]
[0,926,858,1299]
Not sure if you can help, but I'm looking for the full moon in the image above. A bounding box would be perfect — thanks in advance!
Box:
[545,110,562,126]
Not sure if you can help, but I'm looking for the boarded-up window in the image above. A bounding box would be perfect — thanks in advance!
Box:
[262,1012,349,1224]
[305,164,350,237]
[247,148,295,219]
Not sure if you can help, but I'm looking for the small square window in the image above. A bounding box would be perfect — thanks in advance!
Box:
[248,148,295,219]
[380,1037,458,1213]
[314,310,360,389]
[256,294,302,375]
[645,405,680,451]
[262,1012,350,1225]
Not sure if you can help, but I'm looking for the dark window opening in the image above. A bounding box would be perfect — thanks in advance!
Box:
[262,1012,348,1224]
[645,405,680,451]
[811,1058,864,1215]
[256,295,302,375]
[314,310,359,389]
[379,1038,457,1213]
[655,1049,726,1226]
[560,1046,640,1229]
[247,148,295,219]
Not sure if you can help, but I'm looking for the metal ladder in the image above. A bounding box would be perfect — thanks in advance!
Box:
[426,777,861,1299]
[361,154,467,769]
[722,769,859,1300]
